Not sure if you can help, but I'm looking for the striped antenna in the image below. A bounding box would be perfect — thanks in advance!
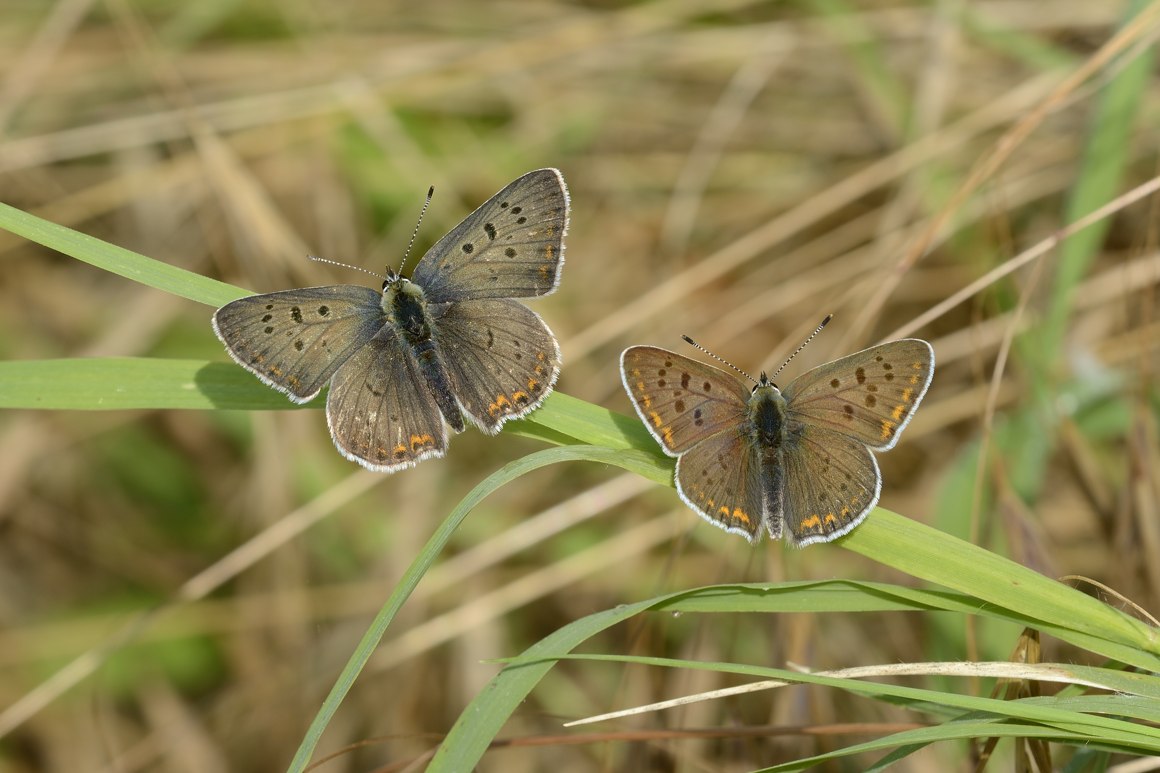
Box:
[769,314,833,380]
[307,255,384,280]
[681,335,758,386]
[396,185,435,276]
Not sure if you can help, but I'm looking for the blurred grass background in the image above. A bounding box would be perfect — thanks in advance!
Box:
[2,0,1159,770]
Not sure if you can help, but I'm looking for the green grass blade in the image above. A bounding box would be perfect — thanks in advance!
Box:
[0,358,293,411]
[649,580,1160,671]
[0,202,243,307]
[839,509,1159,659]
[284,443,666,773]
[0,357,654,454]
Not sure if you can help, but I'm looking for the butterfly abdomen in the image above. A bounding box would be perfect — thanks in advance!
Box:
[386,278,466,432]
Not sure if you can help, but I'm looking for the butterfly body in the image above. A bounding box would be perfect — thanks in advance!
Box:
[744,380,791,538]
[382,271,465,432]
[214,168,568,472]
[621,339,934,546]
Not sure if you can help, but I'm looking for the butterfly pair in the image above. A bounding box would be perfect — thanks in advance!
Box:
[214,168,935,545]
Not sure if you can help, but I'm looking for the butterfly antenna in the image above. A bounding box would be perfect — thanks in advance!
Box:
[396,185,435,276]
[769,314,833,380]
[681,335,759,386]
[307,254,384,280]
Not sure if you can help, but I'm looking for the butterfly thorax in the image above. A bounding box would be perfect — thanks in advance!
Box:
[747,379,788,451]
[381,272,466,432]
[383,274,434,344]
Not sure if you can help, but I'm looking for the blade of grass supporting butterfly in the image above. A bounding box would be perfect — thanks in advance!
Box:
[0,202,242,307]
[0,358,650,456]
[284,444,669,773]
[0,358,296,411]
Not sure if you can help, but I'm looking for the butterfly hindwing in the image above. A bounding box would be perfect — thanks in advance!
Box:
[325,326,448,472]
[781,423,880,547]
[431,298,561,433]
[412,168,568,303]
[675,432,765,541]
[620,347,750,455]
[212,286,385,403]
[782,339,934,451]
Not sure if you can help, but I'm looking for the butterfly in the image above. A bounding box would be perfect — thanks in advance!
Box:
[213,168,568,472]
[620,329,934,545]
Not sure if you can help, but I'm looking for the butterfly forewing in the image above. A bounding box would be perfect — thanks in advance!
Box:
[781,424,880,547]
[782,339,934,451]
[675,433,765,541]
[412,169,568,302]
[431,299,561,434]
[325,326,448,472]
[620,347,750,455]
[213,286,386,403]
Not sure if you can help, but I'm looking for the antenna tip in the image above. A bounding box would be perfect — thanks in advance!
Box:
[820,313,833,326]
[427,185,435,197]
[681,335,696,346]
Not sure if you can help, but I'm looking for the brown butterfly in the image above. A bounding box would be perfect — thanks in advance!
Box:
[621,331,933,545]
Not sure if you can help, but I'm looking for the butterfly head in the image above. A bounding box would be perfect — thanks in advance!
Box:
[383,266,407,288]
[752,371,781,396]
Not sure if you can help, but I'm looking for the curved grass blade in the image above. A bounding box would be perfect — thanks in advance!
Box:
[285,444,668,773]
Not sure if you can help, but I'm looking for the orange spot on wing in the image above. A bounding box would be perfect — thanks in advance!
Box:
[800,514,822,531]
[488,394,513,417]
[661,426,673,446]
[649,411,664,428]
[409,434,434,451]
[880,420,896,440]
[636,381,651,408]
[822,513,838,527]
